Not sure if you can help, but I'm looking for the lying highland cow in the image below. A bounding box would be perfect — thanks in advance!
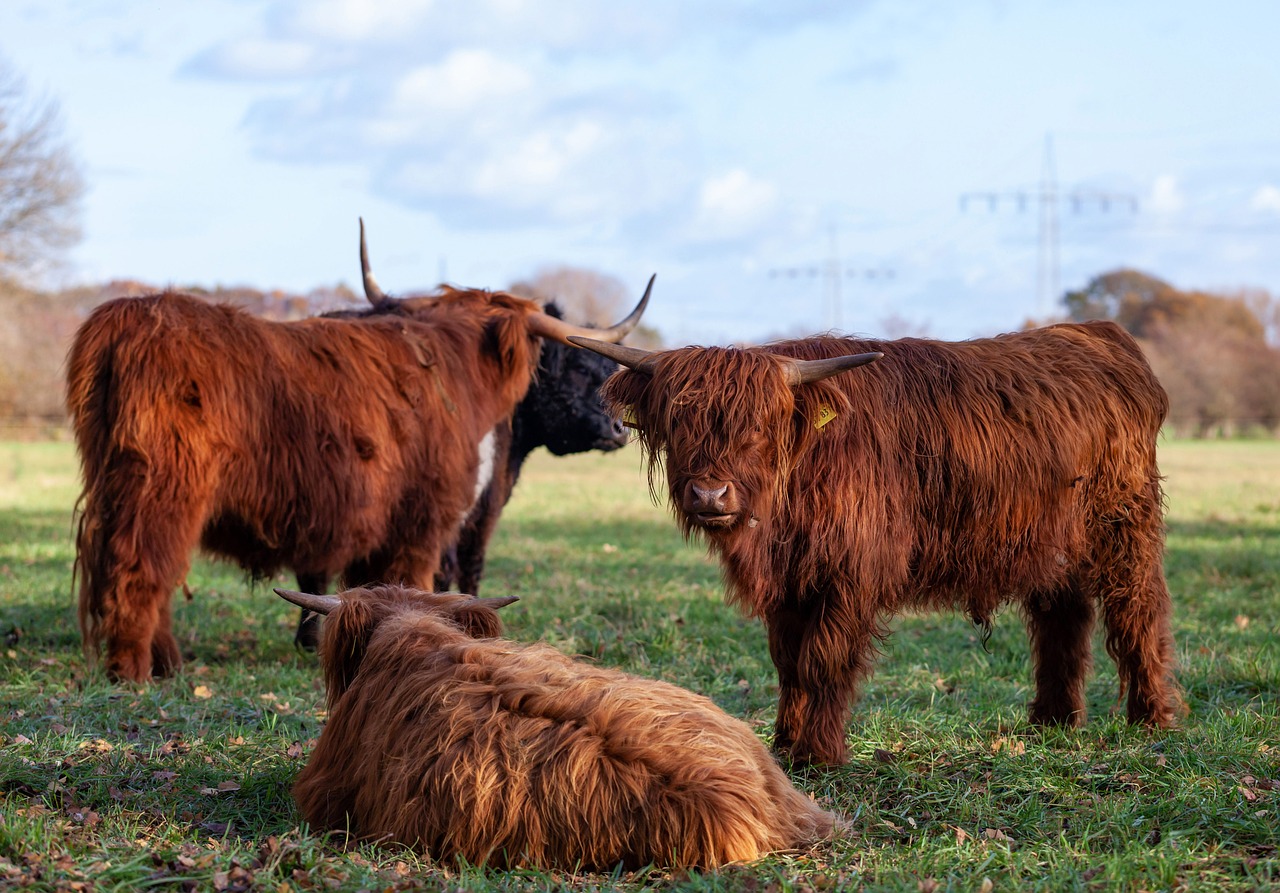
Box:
[277,584,840,870]
[572,321,1183,765]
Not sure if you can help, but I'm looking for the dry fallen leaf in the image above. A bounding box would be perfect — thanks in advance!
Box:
[192,685,213,699]
[1234,614,1250,630]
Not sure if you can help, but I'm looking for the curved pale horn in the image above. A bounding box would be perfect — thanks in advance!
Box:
[566,336,661,375]
[358,217,390,306]
[274,587,342,616]
[528,274,655,345]
[781,351,883,386]
[473,596,520,609]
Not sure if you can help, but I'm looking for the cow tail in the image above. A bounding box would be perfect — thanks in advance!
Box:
[65,316,124,661]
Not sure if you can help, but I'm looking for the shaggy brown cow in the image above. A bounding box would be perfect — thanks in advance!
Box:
[66,222,650,682]
[277,584,840,870]
[572,321,1182,765]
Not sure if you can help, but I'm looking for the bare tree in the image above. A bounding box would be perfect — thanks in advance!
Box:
[0,58,84,280]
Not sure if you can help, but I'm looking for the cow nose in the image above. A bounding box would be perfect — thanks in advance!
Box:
[692,482,729,504]
[610,417,627,438]
[686,480,734,516]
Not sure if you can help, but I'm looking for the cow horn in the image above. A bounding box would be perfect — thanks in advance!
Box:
[781,351,883,386]
[566,337,661,375]
[528,274,655,346]
[473,595,520,609]
[274,587,342,616]
[359,217,391,306]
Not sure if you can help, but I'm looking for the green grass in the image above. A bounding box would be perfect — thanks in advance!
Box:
[2,439,1277,892]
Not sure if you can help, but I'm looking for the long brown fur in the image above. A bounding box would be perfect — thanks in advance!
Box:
[66,288,545,682]
[602,321,1183,765]
[293,584,841,870]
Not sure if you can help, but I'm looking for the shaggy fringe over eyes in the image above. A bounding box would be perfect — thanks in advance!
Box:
[601,345,855,529]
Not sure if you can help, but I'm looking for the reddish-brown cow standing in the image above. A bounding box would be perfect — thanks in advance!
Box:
[65,223,650,682]
[572,321,1182,765]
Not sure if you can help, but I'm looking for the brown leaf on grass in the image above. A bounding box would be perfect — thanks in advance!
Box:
[1234,614,1250,630]
[982,828,1013,843]
[873,748,895,763]
[192,685,213,699]
[991,736,1026,755]
[1081,867,1104,881]
[286,742,305,759]
[918,879,940,893]
[199,780,240,795]
[1239,785,1258,802]
[1155,754,1167,767]
[228,735,246,746]
[980,879,994,893]
[954,826,970,845]
[152,770,177,781]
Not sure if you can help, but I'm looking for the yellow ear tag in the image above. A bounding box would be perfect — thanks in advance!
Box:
[814,404,837,429]
[621,407,639,430]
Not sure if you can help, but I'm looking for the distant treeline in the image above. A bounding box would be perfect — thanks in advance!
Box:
[1049,269,1280,438]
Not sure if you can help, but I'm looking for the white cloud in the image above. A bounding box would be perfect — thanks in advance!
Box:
[1251,184,1280,213]
[187,36,323,79]
[392,51,532,114]
[1149,174,1184,213]
[687,169,779,242]
[283,0,438,42]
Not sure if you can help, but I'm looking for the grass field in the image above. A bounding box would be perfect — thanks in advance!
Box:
[1,439,1277,892]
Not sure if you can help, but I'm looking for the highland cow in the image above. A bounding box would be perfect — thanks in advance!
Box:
[66,221,650,682]
[572,321,1182,765]
[277,584,841,870]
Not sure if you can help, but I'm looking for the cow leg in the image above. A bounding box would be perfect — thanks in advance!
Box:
[789,599,881,766]
[150,594,182,677]
[765,605,810,755]
[453,487,502,595]
[1093,480,1183,728]
[84,459,208,682]
[1024,585,1094,726]
[294,572,329,652]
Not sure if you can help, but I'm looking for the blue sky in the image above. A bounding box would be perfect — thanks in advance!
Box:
[3,0,1278,344]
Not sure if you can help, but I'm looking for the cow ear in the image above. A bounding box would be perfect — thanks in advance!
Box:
[454,602,505,638]
[600,368,649,419]
[318,597,379,703]
[485,314,533,375]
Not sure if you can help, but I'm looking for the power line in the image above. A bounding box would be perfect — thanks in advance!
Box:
[767,226,895,331]
[960,133,1138,315]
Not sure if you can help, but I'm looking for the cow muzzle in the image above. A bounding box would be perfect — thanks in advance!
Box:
[596,417,630,450]
[681,478,741,529]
